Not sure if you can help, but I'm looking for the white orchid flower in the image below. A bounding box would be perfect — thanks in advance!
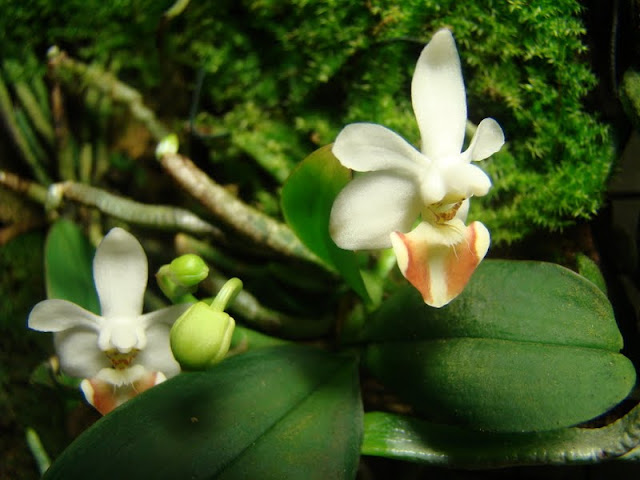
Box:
[329,29,505,307]
[28,227,190,414]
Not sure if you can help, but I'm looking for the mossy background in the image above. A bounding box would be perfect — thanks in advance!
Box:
[0,1,628,478]
[0,0,615,243]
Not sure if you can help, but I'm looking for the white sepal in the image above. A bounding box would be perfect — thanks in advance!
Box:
[412,29,467,160]
[94,228,148,318]
[330,171,421,249]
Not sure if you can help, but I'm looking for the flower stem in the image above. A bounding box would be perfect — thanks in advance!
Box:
[25,427,51,475]
[210,277,243,312]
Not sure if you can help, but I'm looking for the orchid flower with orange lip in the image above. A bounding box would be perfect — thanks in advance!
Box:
[329,29,505,307]
[28,228,190,414]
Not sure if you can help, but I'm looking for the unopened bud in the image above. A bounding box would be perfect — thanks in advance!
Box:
[170,277,242,370]
[169,254,209,287]
[170,302,235,370]
[156,254,208,301]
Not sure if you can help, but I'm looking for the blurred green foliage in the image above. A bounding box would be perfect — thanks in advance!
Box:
[0,230,45,330]
[0,0,613,243]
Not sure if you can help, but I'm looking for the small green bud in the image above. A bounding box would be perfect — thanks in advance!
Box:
[169,254,209,287]
[156,254,209,302]
[155,133,179,159]
[170,302,235,370]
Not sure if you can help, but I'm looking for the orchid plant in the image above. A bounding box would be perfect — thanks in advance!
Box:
[329,29,504,307]
[17,24,640,480]
[28,227,190,415]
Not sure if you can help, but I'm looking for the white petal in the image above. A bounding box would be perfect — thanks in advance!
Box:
[54,329,109,378]
[28,298,101,332]
[412,29,467,159]
[332,123,425,173]
[94,228,148,318]
[463,118,505,162]
[330,171,421,250]
[136,323,181,378]
[441,162,492,199]
[140,303,192,328]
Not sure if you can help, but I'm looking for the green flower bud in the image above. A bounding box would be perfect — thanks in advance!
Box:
[169,254,209,287]
[170,302,235,370]
[156,254,209,302]
[170,277,242,371]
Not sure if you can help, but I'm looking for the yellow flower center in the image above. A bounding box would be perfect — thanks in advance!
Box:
[105,349,139,370]
[425,200,463,224]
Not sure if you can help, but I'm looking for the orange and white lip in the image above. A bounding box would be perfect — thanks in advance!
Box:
[391,220,490,308]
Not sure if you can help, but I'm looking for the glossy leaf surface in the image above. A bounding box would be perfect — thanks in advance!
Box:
[43,345,363,480]
[361,410,640,467]
[362,260,636,432]
[281,145,369,301]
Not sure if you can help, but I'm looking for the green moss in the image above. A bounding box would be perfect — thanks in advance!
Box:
[2,0,614,244]
[621,70,640,131]
[177,0,612,243]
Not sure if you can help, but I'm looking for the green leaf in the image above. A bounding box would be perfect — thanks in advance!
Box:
[281,145,369,301]
[43,345,363,480]
[44,219,99,314]
[361,410,640,467]
[576,253,607,295]
[361,260,636,432]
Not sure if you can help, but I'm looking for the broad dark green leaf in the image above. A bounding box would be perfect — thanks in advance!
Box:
[360,260,621,349]
[361,260,636,432]
[44,219,99,314]
[43,345,363,480]
[281,145,369,301]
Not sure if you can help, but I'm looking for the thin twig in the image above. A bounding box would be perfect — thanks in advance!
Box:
[0,169,224,236]
[159,152,321,264]
[0,169,48,204]
[47,48,322,264]
[47,47,170,141]
[59,181,223,236]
